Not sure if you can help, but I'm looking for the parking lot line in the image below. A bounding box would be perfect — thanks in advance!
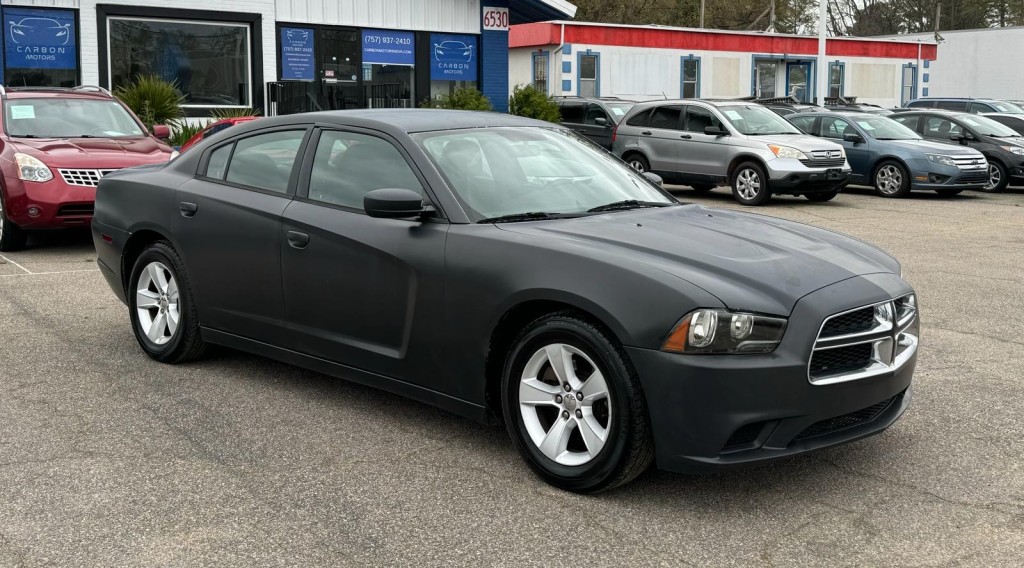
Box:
[0,268,100,277]
[0,254,32,275]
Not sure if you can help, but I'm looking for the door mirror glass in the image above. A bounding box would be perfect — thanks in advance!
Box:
[641,172,663,187]
[364,188,428,218]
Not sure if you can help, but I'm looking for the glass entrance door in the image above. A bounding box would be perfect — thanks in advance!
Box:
[319,28,362,109]
[755,61,777,99]
[786,63,811,103]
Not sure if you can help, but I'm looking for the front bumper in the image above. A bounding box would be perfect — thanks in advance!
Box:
[2,175,95,229]
[765,158,851,193]
[630,273,916,473]
[907,160,988,190]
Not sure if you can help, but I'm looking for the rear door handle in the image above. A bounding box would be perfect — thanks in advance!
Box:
[179,202,198,218]
[680,134,692,139]
[287,231,310,249]
[641,131,653,136]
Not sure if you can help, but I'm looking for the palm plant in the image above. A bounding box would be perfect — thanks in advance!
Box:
[113,75,185,129]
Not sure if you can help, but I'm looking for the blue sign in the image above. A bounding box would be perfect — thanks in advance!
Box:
[361,29,414,66]
[280,27,315,81]
[430,34,478,81]
[4,7,77,70]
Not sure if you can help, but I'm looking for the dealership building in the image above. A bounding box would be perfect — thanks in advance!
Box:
[0,0,575,114]
[510,21,937,108]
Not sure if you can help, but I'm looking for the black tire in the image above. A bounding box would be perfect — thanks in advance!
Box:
[980,161,1009,193]
[501,312,654,493]
[0,197,28,252]
[805,190,839,202]
[730,161,772,206]
[128,241,206,363]
[935,188,964,197]
[689,183,715,193]
[624,154,650,174]
[873,160,911,198]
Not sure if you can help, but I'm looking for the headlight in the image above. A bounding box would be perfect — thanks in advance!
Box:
[767,145,809,160]
[169,150,180,161]
[14,153,53,182]
[926,154,956,166]
[1000,146,1024,156]
[662,309,788,354]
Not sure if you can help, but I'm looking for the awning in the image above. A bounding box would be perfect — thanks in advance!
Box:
[510,0,576,25]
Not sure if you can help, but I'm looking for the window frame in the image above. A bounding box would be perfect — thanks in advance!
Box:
[294,126,440,218]
[198,125,313,197]
[680,57,701,99]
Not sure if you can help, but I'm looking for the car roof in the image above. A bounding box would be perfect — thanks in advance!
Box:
[221,109,553,135]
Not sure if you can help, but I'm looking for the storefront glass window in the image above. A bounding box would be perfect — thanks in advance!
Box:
[108,18,251,107]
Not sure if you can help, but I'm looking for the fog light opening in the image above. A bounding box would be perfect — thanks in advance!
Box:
[27,206,41,217]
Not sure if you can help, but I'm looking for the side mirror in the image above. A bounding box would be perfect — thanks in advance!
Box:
[364,188,429,219]
[843,131,865,143]
[704,126,727,136]
[594,117,608,127]
[152,124,171,139]
[642,172,664,187]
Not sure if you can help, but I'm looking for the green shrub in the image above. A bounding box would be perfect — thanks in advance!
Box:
[419,88,493,111]
[211,107,262,119]
[167,119,208,148]
[113,75,185,129]
[508,84,561,123]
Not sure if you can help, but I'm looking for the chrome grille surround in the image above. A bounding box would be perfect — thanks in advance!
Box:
[808,294,919,385]
[800,149,846,168]
[58,169,118,187]
[951,156,987,170]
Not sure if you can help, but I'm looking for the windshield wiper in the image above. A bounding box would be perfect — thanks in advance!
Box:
[478,212,555,223]
[587,200,674,213]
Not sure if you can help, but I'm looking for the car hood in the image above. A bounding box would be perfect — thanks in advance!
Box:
[882,139,984,155]
[498,204,899,316]
[11,136,172,167]
[748,134,842,152]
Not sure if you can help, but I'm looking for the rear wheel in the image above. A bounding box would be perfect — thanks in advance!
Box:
[0,198,27,252]
[731,162,771,206]
[980,161,1008,193]
[689,184,715,193]
[805,190,839,202]
[501,312,653,493]
[873,161,911,198]
[128,241,206,363]
[935,188,964,197]
[625,154,650,174]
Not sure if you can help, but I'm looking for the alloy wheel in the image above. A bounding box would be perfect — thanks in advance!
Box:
[135,261,180,345]
[629,160,645,173]
[985,164,1001,191]
[736,168,761,200]
[876,165,903,195]
[518,343,612,466]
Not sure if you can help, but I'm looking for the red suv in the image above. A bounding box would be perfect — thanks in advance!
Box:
[0,85,175,251]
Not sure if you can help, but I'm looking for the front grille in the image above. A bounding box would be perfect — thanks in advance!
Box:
[56,203,94,216]
[951,156,987,169]
[820,306,875,338]
[955,170,989,183]
[800,157,846,168]
[792,391,904,442]
[721,421,766,452]
[809,295,919,384]
[58,169,118,187]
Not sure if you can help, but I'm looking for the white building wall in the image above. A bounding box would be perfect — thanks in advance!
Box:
[276,0,480,34]
[902,28,1024,100]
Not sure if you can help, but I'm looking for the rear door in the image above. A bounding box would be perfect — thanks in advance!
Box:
[173,127,310,344]
[679,105,729,181]
[639,104,684,177]
[279,127,448,389]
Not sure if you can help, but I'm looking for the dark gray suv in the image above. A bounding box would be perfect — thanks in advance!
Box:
[556,97,635,149]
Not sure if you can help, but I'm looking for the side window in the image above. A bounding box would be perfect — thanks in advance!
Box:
[789,116,816,134]
[821,117,852,139]
[308,131,422,211]
[203,122,232,139]
[935,100,967,111]
[205,144,232,180]
[893,115,919,131]
[968,102,993,114]
[648,105,682,130]
[625,109,652,127]
[907,100,931,108]
[559,103,585,124]
[684,106,722,133]
[922,117,960,139]
[224,130,306,193]
[585,104,609,125]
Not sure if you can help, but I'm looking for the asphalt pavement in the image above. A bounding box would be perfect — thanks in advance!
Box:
[0,186,1022,567]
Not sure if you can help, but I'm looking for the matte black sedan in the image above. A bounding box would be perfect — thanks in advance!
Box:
[92,110,919,492]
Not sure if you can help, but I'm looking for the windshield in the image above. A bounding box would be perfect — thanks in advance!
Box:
[990,102,1024,113]
[959,115,1022,137]
[719,105,803,135]
[606,103,634,122]
[854,116,920,140]
[413,127,674,221]
[4,98,146,138]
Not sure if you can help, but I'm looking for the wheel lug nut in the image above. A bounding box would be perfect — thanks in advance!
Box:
[562,411,569,419]
[555,395,563,404]
[575,410,583,419]
[576,392,584,401]
[563,384,571,392]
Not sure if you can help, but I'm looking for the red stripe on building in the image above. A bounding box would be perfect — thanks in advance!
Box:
[510,23,937,60]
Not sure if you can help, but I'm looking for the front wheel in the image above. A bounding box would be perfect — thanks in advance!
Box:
[805,190,839,202]
[0,198,27,252]
[873,161,911,198]
[501,313,654,493]
[731,162,771,205]
[980,161,1008,193]
[625,154,650,174]
[128,241,206,363]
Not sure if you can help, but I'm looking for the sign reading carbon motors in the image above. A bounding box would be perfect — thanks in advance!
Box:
[280,27,315,81]
[4,7,77,70]
[361,29,415,66]
[430,34,478,81]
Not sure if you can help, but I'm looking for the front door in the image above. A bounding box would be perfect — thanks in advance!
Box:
[318,28,362,109]
[679,105,729,181]
[581,103,615,149]
[280,127,447,388]
[820,115,871,181]
[786,63,812,102]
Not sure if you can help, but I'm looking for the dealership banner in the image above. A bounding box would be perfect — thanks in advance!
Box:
[429,34,478,81]
[4,7,78,70]
[280,27,315,81]
[361,29,414,66]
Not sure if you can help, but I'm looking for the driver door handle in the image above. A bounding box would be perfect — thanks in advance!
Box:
[179,202,198,218]
[641,131,653,136]
[287,231,310,249]
[680,134,692,139]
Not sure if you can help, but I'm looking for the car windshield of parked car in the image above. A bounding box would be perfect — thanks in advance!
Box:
[958,115,1022,137]
[606,103,635,122]
[413,127,674,221]
[4,98,145,138]
[990,101,1024,113]
[853,116,921,140]
[720,105,803,135]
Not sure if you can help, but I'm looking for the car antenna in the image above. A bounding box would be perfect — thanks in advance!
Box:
[662,91,668,100]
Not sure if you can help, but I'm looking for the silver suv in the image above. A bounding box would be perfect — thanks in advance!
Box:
[612,100,852,205]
